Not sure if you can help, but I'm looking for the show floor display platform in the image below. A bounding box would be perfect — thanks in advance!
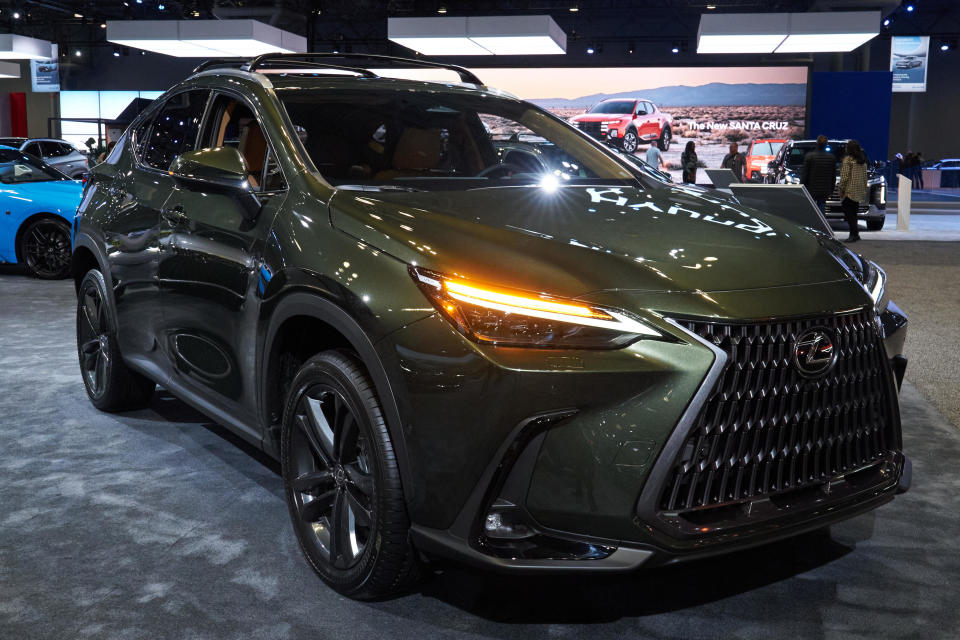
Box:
[2,273,959,640]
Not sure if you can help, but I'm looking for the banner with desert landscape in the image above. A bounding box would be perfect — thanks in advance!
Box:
[475,66,808,181]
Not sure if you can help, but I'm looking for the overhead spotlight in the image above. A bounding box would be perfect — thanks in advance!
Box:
[671,45,680,54]
[158,3,165,10]
[112,47,120,57]
[570,5,579,11]
[628,42,635,54]
[100,23,106,29]
[941,42,949,51]
[586,46,594,54]
[905,3,914,12]
[73,13,83,18]
[706,4,717,9]
[883,18,891,27]
[74,49,82,57]
[12,11,20,19]
[437,6,447,14]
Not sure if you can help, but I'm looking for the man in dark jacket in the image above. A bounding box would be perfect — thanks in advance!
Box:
[720,142,746,182]
[801,135,837,214]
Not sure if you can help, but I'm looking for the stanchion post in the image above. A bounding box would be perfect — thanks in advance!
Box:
[897,174,911,231]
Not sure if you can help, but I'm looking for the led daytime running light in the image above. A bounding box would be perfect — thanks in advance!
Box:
[444,280,611,320]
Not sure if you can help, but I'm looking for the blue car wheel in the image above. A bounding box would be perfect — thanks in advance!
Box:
[19,216,71,279]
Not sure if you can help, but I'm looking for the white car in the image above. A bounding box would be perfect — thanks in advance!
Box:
[0,137,89,179]
[931,159,960,169]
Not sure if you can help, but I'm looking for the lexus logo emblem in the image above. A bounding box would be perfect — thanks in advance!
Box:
[793,328,837,377]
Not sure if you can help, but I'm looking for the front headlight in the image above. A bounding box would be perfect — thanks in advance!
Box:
[863,260,888,311]
[411,267,660,349]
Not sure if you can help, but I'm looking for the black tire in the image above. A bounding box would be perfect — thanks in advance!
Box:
[658,126,672,151]
[620,128,639,154]
[281,351,420,600]
[76,269,155,411]
[18,216,71,279]
[866,218,885,231]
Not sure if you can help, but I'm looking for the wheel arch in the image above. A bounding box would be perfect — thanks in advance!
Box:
[261,291,415,510]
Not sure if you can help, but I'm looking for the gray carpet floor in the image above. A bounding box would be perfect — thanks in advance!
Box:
[1,267,959,640]
[855,241,960,428]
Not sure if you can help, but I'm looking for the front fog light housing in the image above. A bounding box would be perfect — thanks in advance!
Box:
[411,267,660,349]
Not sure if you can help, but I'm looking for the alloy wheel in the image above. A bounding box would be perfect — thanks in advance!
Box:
[290,384,375,570]
[621,131,638,154]
[77,282,110,398]
[23,219,70,278]
[660,128,671,151]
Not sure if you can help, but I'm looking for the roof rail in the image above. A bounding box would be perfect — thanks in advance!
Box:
[242,52,484,85]
[192,58,247,74]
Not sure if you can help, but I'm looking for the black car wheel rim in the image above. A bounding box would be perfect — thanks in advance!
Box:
[78,283,110,397]
[291,385,375,570]
[23,220,70,277]
[622,132,638,153]
[662,129,671,150]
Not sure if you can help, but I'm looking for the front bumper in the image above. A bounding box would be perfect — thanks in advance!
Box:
[384,287,909,573]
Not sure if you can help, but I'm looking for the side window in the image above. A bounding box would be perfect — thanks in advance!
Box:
[143,89,209,171]
[201,93,285,192]
[42,142,69,157]
[646,102,656,114]
[59,142,78,156]
[23,142,42,157]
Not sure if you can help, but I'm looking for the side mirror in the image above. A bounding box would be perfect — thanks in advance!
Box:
[170,147,250,191]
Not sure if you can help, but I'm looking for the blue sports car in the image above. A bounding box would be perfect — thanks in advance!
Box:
[0,145,83,278]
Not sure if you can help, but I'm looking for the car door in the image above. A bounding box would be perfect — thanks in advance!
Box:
[51,142,85,177]
[158,90,288,438]
[637,102,658,141]
[101,89,210,372]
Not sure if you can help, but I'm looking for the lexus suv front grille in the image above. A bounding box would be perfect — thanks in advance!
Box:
[659,310,896,513]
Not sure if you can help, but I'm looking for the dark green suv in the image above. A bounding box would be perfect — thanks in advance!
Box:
[72,54,910,599]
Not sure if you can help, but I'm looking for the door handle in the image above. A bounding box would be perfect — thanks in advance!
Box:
[161,205,188,227]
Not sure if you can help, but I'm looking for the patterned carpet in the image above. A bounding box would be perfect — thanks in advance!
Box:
[1,271,958,640]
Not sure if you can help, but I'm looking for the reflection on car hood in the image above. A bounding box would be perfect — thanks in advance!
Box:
[329,184,854,297]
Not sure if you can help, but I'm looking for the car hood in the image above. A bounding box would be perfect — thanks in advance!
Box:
[328,184,854,298]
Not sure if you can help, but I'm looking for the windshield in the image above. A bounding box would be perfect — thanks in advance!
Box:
[784,142,871,169]
[279,89,636,190]
[0,149,66,184]
[751,141,783,156]
[587,100,635,115]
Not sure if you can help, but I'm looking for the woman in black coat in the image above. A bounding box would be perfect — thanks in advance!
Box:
[681,141,697,184]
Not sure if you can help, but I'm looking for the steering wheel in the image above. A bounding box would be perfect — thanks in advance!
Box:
[476,162,528,179]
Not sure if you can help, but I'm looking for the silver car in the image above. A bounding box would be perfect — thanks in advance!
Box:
[0,137,89,178]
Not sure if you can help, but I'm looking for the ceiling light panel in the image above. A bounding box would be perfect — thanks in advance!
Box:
[467,15,566,54]
[698,13,788,53]
[0,60,20,78]
[388,17,493,55]
[388,15,566,56]
[775,11,880,53]
[0,34,54,59]
[107,20,305,58]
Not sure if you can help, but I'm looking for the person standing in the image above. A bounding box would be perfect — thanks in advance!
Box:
[915,151,925,189]
[681,141,698,184]
[838,139,869,243]
[720,142,746,182]
[645,140,664,171]
[801,135,837,214]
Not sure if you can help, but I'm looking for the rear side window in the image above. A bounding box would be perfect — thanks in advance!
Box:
[23,142,42,157]
[143,90,210,171]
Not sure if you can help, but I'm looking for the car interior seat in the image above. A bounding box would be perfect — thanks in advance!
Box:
[238,121,267,188]
[374,127,443,180]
